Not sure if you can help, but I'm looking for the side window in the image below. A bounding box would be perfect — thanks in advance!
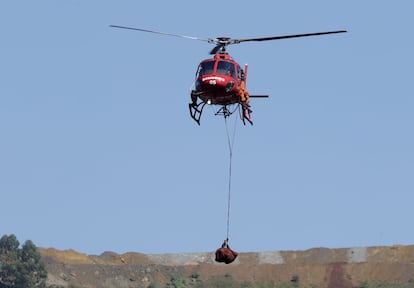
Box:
[196,65,203,77]
[237,65,242,81]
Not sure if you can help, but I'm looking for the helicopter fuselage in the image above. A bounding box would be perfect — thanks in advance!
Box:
[189,52,254,125]
[194,53,248,106]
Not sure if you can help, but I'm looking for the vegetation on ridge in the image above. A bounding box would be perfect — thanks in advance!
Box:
[2,234,414,288]
[0,234,47,288]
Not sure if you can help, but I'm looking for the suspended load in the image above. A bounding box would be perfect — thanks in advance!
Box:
[215,239,238,264]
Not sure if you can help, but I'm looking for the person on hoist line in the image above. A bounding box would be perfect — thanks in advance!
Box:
[215,238,238,264]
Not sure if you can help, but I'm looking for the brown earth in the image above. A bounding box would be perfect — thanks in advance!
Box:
[40,244,414,288]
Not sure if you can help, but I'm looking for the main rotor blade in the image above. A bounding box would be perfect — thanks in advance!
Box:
[109,25,212,43]
[233,30,347,44]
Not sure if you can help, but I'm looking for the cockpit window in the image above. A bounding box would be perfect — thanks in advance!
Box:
[197,61,215,77]
[216,61,236,77]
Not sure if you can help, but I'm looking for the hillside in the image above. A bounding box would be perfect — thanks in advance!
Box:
[40,244,414,288]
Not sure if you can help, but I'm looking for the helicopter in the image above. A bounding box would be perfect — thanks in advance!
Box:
[110,25,347,125]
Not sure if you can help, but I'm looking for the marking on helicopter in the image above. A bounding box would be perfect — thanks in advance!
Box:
[202,76,225,83]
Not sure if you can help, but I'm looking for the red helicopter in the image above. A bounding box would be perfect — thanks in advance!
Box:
[110,26,346,125]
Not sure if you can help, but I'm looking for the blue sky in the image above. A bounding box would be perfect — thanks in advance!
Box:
[1,1,413,255]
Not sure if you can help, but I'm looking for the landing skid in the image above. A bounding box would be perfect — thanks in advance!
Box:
[241,102,253,125]
[188,90,254,125]
[189,101,207,125]
[189,90,207,125]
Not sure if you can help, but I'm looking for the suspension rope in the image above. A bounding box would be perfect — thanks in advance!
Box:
[224,115,238,240]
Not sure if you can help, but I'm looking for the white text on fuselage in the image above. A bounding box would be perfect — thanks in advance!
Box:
[202,76,225,85]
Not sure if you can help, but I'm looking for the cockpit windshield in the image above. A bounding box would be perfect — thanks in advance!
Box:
[197,61,215,77]
[216,61,236,77]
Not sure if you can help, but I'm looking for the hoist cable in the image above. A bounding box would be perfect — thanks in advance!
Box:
[224,115,238,240]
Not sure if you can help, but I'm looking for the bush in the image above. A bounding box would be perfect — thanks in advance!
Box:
[165,277,189,288]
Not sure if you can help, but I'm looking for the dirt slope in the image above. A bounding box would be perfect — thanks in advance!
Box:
[40,244,414,288]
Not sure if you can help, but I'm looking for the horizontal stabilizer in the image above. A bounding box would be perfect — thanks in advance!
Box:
[250,95,270,98]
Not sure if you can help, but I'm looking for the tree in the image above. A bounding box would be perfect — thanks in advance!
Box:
[0,234,20,287]
[0,234,47,288]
